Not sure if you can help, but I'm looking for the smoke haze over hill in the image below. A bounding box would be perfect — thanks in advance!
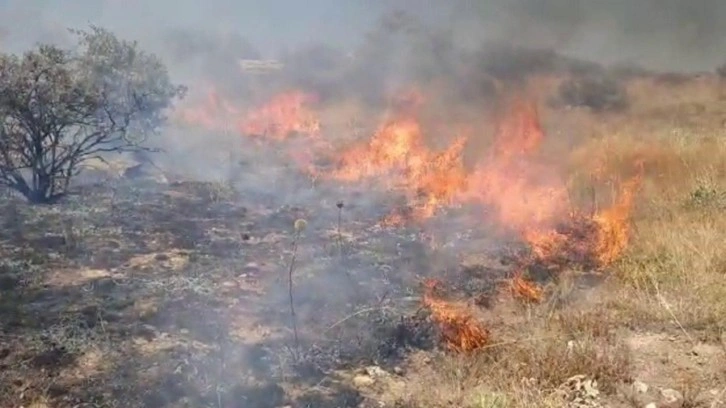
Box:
[1,0,726,72]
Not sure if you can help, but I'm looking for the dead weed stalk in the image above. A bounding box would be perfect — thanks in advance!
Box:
[287,218,307,360]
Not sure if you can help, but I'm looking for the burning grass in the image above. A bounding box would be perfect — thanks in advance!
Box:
[169,79,656,354]
[422,279,489,352]
[175,87,321,141]
[4,67,726,407]
[377,298,634,408]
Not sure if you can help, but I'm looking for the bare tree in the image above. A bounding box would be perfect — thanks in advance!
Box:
[0,26,185,203]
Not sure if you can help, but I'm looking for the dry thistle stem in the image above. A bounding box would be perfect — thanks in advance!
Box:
[288,218,307,359]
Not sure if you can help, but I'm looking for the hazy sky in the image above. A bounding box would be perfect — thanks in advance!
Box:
[0,0,392,53]
[2,0,726,71]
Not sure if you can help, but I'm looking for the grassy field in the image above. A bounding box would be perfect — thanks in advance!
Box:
[1,73,725,408]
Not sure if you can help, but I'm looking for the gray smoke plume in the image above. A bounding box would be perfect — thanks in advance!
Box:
[4,0,724,197]
[3,0,726,71]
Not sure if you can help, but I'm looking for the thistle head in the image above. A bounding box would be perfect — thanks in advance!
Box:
[294,218,308,233]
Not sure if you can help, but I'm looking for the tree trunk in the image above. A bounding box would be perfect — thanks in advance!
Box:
[26,174,53,204]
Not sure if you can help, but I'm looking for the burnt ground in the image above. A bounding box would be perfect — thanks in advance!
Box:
[0,172,724,408]
[0,175,506,408]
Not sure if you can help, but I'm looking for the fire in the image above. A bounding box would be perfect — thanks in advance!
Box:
[323,91,468,224]
[423,279,489,352]
[176,83,642,312]
[175,87,321,141]
[175,87,242,132]
[313,90,640,281]
[463,99,641,273]
[465,99,570,238]
[240,90,321,140]
[455,97,641,306]
[592,169,643,267]
[510,273,544,303]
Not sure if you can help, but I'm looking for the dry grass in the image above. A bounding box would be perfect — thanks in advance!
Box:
[557,79,726,338]
[388,299,631,408]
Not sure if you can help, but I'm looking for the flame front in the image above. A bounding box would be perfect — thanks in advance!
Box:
[175,84,643,334]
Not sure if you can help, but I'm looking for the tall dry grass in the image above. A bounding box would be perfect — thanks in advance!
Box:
[561,78,726,338]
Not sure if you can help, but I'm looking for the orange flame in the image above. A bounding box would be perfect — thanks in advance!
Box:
[423,279,489,352]
[510,273,544,303]
[175,87,321,141]
[592,168,643,267]
[458,98,641,304]
[240,91,321,140]
[175,87,242,131]
[177,84,642,298]
[465,99,570,245]
[323,91,468,224]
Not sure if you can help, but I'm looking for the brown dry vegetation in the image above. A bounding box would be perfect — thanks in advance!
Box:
[1,73,726,408]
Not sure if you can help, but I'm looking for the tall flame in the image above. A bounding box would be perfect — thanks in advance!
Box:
[592,169,643,267]
[466,99,570,243]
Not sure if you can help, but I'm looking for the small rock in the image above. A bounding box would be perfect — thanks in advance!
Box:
[353,375,375,387]
[0,276,18,291]
[659,388,684,407]
[690,342,721,357]
[134,324,157,341]
[154,253,170,261]
[94,277,116,292]
[694,389,724,406]
[242,263,260,274]
[365,366,388,378]
[644,403,657,408]
[633,380,650,394]
[393,366,404,375]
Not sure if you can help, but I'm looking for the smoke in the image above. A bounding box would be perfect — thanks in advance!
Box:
[2,0,726,71]
[2,0,724,197]
[1,1,724,247]
[446,0,726,71]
